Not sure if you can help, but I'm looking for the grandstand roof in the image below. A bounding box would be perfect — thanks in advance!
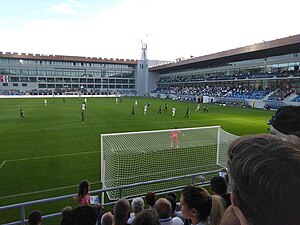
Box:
[0,52,137,65]
[149,34,300,73]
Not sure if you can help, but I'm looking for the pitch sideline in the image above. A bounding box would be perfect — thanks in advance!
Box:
[0,180,102,200]
[0,150,100,170]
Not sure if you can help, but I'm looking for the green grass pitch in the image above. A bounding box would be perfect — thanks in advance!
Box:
[0,96,274,224]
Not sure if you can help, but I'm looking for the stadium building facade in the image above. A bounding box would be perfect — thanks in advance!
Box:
[149,34,300,106]
[0,52,163,96]
[0,34,300,102]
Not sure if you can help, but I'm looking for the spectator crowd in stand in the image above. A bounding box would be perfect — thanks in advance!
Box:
[152,83,297,101]
[157,71,300,84]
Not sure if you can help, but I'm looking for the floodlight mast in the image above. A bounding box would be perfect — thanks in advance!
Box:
[141,34,148,60]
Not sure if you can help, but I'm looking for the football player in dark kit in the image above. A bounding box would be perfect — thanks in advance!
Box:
[20,107,24,118]
[184,107,190,119]
[130,106,135,118]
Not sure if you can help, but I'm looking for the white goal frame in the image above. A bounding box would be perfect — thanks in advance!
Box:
[100,125,238,203]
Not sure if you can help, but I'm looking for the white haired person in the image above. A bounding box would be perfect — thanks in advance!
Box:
[128,197,145,224]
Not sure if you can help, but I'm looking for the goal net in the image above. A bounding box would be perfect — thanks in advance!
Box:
[101,126,238,201]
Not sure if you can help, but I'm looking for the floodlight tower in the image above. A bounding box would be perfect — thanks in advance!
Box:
[136,35,149,96]
[141,38,148,60]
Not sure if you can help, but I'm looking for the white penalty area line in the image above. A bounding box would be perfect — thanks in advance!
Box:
[0,181,101,200]
[0,150,100,170]
[0,160,6,170]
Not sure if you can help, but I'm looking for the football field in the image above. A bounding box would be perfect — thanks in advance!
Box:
[0,96,274,224]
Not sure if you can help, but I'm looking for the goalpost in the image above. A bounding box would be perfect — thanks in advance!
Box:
[100,126,238,203]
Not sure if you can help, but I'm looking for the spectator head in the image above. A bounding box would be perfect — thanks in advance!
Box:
[154,198,172,219]
[131,197,144,214]
[60,205,98,225]
[78,179,90,198]
[145,192,156,208]
[28,210,42,225]
[113,198,130,225]
[180,185,212,224]
[61,206,72,218]
[267,106,300,138]
[227,134,300,225]
[165,196,176,213]
[166,192,177,201]
[211,176,228,195]
[131,209,160,225]
[210,195,225,225]
[101,212,113,225]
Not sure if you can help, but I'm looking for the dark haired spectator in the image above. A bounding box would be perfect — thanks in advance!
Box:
[155,198,184,225]
[131,209,160,225]
[113,198,131,225]
[227,134,300,225]
[61,206,72,219]
[128,197,144,224]
[166,192,181,211]
[60,205,98,225]
[210,176,231,208]
[28,210,42,225]
[166,195,184,222]
[145,192,156,210]
[77,179,90,206]
[180,185,224,225]
[166,192,177,201]
[267,105,300,138]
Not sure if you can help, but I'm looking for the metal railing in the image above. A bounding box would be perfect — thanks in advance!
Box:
[0,169,221,225]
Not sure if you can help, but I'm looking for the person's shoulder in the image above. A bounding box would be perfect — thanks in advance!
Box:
[171,216,184,225]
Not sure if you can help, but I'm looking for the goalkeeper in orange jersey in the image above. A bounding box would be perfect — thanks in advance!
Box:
[170,127,184,148]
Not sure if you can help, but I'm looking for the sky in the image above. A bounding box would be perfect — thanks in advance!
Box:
[0,0,299,61]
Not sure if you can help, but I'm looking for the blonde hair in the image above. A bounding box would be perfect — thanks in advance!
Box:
[210,195,225,225]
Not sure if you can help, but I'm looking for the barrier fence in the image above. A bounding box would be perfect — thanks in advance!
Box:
[0,169,221,225]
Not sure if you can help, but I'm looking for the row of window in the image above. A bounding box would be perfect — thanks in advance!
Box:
[0,58,135,68]
[1,83,135,89]
[2,83,27,87]
[9,77,135,84]
[37,84,135,89]
[0,67,135,78]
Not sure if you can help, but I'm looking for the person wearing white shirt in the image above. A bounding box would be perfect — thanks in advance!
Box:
[172,107,176,117]
[81,102,86,111]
